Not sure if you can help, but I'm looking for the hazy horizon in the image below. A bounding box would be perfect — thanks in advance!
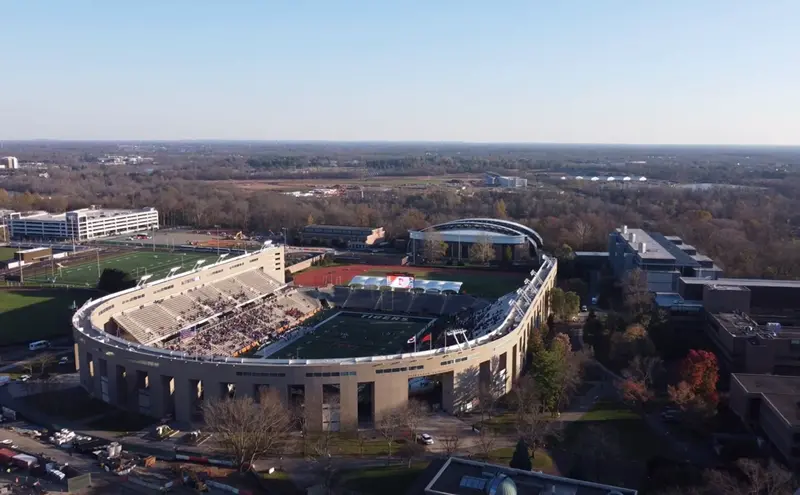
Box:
[3,1,799,144]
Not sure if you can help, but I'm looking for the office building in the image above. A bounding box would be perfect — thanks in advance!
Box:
[729,374,800,468]
[415,457,637,495]
[608,226,722,293]
[8,206,159,241]
[0,157,19,169]
[298,225,385,248]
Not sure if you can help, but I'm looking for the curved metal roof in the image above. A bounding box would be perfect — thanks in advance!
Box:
[421,218,544,249]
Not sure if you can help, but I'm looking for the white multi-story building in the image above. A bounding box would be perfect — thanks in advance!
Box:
[7,206,159,241]
[0,157,19,169]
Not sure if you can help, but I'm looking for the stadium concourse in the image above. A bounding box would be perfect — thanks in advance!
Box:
[73,234,557,431]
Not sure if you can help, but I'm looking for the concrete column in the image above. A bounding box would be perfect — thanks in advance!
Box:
[339,379,359,431]
[305,383,323,432]
[441,372,455,413]
[77,349,91,391]
[149,374,165,418]
[92,356,105,400]
[373,376,408,423]
[174,379,192,425]
[108,364,123,406]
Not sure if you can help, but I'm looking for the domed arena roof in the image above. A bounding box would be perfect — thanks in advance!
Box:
[419,218,544,252]
[486,474,517,495]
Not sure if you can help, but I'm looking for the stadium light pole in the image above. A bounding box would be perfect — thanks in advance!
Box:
[96,250,101,278]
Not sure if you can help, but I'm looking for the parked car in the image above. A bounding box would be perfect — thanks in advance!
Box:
[58,357,69,365]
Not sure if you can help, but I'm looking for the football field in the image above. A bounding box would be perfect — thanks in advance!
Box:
[25,251,212,287]
[270,311,436,359]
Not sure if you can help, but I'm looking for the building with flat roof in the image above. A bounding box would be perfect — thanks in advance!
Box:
[706,312,800,376]
[729,373,800,468]
[298,224,385,249]
[0,157,19,170]
[679,277,800,312]
[416,457,637,495]
[8,206,159,241]
[485,172,527,188]
[608,227,722,294]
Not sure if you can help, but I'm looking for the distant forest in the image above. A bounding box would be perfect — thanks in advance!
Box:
[2,142,800,279]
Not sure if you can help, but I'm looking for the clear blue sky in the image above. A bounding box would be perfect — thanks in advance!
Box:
[2,1,798,144]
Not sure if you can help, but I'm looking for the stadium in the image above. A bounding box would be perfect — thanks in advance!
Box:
[408,218,545,264]
[72,225,556,432]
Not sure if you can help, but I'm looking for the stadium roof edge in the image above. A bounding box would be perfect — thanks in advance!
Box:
[417,218,544,250]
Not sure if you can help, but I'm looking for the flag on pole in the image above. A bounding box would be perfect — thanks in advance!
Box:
[407,336,416,344]
[421,334,432,343]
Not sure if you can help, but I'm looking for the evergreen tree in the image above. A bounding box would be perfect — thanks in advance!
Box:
[509,438,532,471]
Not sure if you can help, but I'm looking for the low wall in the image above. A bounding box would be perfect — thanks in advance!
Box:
[287,254,325,274]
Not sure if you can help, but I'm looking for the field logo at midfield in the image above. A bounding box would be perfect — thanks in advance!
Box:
[360,314,410,322]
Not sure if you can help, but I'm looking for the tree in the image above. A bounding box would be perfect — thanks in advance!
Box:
[376,408,404,464]
[609,323,656,365]
[403,400,427,443]
[476,425,496,459]
[494,199,507,219]
[398,442,426,468]
[617,355,662,409]
[97,268,136,293]
[356,430,367,458]
[469,234,495,264]
[548,288,566,320]
[668,349,719,415]
[422,231,448,263]
[440,433,461,456]
[574,220,594,250]
[512,375,559,460]
[704,459,796,495]
[622,268,652,318]
[563,291,581,320]
[509,438,532,471]
[31,353,56,376]
[202,390,290,470]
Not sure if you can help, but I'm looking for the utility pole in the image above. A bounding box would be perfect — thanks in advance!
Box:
[96,250,101,278]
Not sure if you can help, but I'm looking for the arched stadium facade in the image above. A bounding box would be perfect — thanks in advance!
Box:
[408,218,544,263]
[72,245,556,431]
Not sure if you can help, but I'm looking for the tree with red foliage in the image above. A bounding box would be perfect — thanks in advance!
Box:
[668,349,719,415]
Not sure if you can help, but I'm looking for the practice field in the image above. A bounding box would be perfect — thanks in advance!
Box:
[24,251,212,287]
[0,289,95,344]
[0,247,18,261]
[268,311,436,359]
[293,264,527,298]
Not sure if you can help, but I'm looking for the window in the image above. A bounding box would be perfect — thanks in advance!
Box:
[236,371,285,377]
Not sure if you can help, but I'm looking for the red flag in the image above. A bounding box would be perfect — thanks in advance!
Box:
[421,333,432,343]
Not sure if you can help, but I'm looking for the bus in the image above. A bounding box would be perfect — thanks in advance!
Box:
[28,340,50,351]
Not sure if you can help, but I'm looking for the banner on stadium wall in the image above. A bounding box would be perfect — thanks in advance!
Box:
[386,274,414,289]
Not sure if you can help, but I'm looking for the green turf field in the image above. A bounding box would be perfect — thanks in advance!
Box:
[269,311,436,359]
[363,269,525,298]
[25,251,212,287]
[0,247,18,261]
[0,289,95,344]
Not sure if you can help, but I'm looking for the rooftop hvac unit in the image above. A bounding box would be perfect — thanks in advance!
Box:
[638,242,647,253]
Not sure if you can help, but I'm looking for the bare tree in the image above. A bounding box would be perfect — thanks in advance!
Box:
[622,268,653,317]
[574,220,594,250]
[376,407,404,464]
[398,442,426,468]
[403,400,427,443]
[475,426,496,459]
[356,430,367,458]
[469,234,495,265]
[440,433,461,456]
[29,353,56,376]
[202,390,290,470]
[422,231,448,263]
[735,459,795,495]
[513,375,559,460]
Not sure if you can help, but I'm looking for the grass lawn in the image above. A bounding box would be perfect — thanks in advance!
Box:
[299,432,408,457]
[0,289,94,344]
[24,251,210,287]
[270,311,435,359]
[335,462,428,495]
[487,447,555,472]
[0,247,18,261]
